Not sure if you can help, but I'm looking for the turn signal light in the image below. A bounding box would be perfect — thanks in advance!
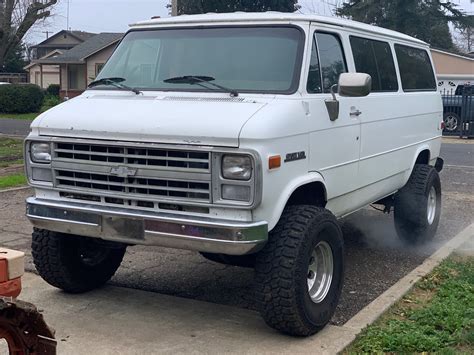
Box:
[269,155,281,170]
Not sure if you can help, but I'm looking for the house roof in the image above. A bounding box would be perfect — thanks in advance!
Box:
[37,33,123,65]
[24,50,64,69]
[32,30,96,48]
[132,12,428,46]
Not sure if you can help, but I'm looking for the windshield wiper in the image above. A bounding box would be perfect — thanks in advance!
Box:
[88,77,141,95]
[164,75,239,97]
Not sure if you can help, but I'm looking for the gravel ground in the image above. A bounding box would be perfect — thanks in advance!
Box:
[0,143,472,326]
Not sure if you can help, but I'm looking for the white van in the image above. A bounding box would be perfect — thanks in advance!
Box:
[25,13,444,336]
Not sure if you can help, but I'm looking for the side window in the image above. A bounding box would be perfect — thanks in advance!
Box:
[307,32,347,94]
[395,44,436,91]
[350,36,398,92]
[306,37,322,93]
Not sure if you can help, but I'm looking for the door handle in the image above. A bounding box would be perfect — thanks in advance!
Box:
[350,109,362,117]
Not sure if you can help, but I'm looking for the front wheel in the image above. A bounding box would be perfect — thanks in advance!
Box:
[394,164,441,244]
[255,206,344,336]
[32,229,126,293]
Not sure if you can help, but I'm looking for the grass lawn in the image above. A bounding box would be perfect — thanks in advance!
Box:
[0,112,40,120]
[0,105,56,120]
[346,255,474,354]
[0,174,27,189]
[0,137,27,189]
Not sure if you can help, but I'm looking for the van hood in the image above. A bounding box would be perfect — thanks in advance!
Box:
[32,93,269,147]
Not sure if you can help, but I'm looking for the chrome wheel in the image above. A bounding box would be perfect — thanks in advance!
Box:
[427,186,437,225]
[444,114,459,131]
[307,241,333,304]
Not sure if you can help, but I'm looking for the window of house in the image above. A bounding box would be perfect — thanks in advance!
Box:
[307,32,347,93]
[395,44,436,91]
[350,36,398,92]
[95,63,105,76]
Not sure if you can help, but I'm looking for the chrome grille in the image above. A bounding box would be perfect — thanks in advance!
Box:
[52,141,212,205]
[54,142,210,172]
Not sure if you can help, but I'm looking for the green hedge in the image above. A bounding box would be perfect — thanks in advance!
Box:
[46,84,60,97]
[0,84,45,114]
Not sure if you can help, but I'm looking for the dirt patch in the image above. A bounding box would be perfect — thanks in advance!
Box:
[0,165,24,177]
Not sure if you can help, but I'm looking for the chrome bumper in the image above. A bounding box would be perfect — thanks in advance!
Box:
[26,198,268,255]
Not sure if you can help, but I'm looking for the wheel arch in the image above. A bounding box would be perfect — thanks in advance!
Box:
[404,146,432,184]
[266,173,327,231]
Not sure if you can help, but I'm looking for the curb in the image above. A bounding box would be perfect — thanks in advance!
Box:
[0,186,30,194]
[333,222,474,353]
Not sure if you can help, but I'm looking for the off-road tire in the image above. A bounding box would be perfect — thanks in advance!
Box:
[394,164,441,244]
[255,205,344,337]
[32,228,126,293]
[200,252,256,268]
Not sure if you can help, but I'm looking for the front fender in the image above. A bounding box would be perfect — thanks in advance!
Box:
[259,172,326,231]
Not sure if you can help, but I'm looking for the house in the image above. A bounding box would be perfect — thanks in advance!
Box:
[33,33,123,99]
[25,50,63,88]
[430,48,474,92]
[26,30,96,89]
[30,30,96,60]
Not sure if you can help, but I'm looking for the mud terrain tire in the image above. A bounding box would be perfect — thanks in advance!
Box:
[255,205,344,336]
[32,228,126,293]
[394,164,441,244]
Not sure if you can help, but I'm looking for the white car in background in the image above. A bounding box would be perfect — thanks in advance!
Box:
[24,13,444,336]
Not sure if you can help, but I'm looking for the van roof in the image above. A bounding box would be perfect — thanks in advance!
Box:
[131,12,427,46]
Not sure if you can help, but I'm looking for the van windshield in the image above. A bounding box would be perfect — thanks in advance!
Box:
[93,26,304,95]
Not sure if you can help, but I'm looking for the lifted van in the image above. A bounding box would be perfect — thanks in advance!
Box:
[25,13,444,336]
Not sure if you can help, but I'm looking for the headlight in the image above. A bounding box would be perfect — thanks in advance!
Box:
[222,155,252,181]
[31,142,51,163]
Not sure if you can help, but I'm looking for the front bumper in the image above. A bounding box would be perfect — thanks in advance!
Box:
[26,198,268,255]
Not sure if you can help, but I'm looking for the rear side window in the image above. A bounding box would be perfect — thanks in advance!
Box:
[350,36,398,92]
[395,45,436,91]
[307,32,347,94]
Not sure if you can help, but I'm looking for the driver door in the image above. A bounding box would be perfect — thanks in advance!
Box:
[306,28,362,217]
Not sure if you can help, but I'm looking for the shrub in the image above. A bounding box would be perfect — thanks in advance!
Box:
[43,95,61,108]
[46,84,60,97]
[0,84,44,114]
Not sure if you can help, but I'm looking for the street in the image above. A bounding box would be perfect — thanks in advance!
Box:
[0,141,472,327]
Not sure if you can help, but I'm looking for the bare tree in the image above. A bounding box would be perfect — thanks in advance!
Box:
[0,0,57,70]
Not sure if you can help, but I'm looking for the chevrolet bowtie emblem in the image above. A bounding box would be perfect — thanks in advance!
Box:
[110,166,138,178]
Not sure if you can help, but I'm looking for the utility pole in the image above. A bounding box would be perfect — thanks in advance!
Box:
[67,0,70,30]
[171,0,178,16]
[42,31,51,39]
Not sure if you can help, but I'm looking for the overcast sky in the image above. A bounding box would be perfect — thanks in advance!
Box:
[27,0,474,44]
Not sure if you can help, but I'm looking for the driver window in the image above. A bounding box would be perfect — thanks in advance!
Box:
[307,32,347,94]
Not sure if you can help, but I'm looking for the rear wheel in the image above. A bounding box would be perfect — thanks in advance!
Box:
[394,164,441,244]
[255,205,344,336]
[32,229,126,293]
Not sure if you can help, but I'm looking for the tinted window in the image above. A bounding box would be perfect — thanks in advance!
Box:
[395,45,436,91]
[350,36,398,92]
[307,32,347,93]
[306,37,322,93]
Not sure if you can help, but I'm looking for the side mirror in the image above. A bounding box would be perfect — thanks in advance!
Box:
[338,73,372,97]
